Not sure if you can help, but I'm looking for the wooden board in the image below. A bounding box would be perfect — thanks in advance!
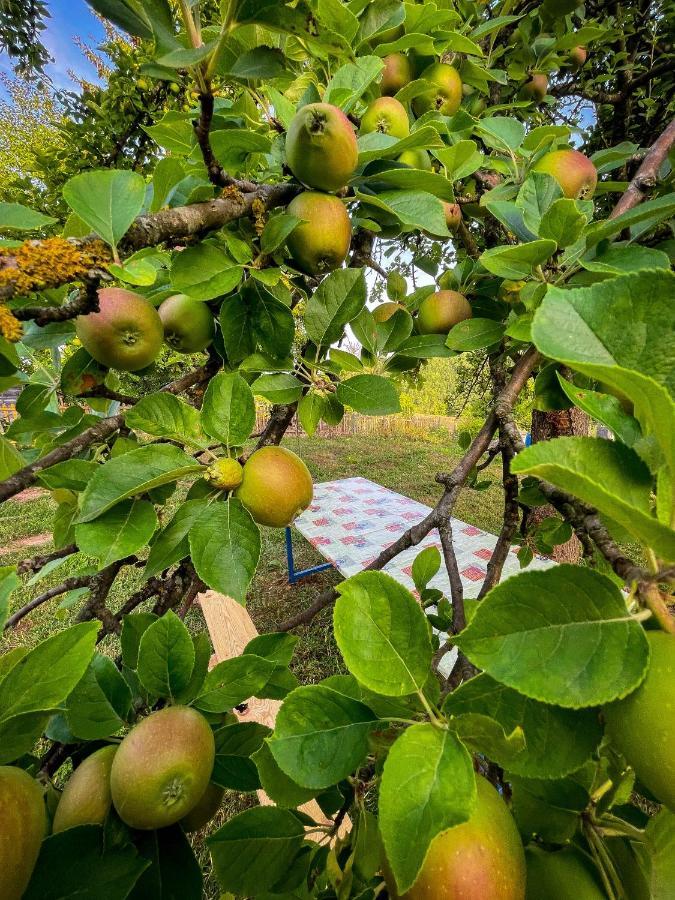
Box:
[197,589,349,839]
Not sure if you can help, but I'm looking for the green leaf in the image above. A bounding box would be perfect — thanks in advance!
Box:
[581,244,671,276]
[157,41,216,68]
[0,434,25,481]
[433,140,484,180]
[379,723,476,893]
[212,721,269,791]
[137,610,195,700]
[24,824,149,900]
[396,334,456,358]
[268,684,377,789]
[304,268,367,346]
[37,459,98,492]
[207,807,305,896]
[557,377,642,449]
[0,201,57,231]
[210,130,272,169]
[0,566,20,631]
[78,445,201,522]
[229,46,287,80]
[145,112,196,155]
[336,374,401,415]
[261,213,302,255]
[455,565,650,708]
[144,499,209,579]
[511,437,675,561]
[334,572,432,696]
[253,742,317,808]
[532,270,675,484]
[251,374,303,405]
[0,622,98,760]
[297,392,324,437]
[411,546,441,592]
[325,56,384,113]
[510,775,588,843]
[357,126,444,164]
[126,393,210,449]
[171,243,242,301]
[475,117,525,152]
[366,168,456,201]
[193,654,275,713]
[539,199,587,247]
[443,674,603,778]
[75,499,158,567]
[516,172,564,234]
[445,318,505,351]
[585,193,675,248]
[120,613,158,669]
[189,499,260,603]
[66,654,132,740]
[201,372,256,449]
[62,169,146,250]
[130,825,203,900]
[356,189,449,237]
[479,240,557,279]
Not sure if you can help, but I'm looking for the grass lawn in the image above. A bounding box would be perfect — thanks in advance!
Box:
[0,430,507,896]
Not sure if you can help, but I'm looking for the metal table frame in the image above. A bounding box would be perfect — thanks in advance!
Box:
[285,526,334,584]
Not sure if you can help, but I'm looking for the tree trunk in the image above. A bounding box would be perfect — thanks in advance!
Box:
[529,407,589,563]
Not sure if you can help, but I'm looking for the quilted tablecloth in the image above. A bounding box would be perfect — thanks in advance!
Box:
[293,477,553,674]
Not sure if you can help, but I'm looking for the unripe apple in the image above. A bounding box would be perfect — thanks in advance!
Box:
[398,149,432,170]
[111,706,215,830]
[373,301,405,322]
[286,192,352,276]
[443,202,462,231]
[286,102,358,192]
[235,446,313,527]
[169,82,180,94]
[603,631,675,811]
[159,294,215,354]
[412,63,463,117]
[361,97,410,139]
[137,78,149,91]
[53,745,117,833]
[532,148,598,199]
[417,291,472,334]
[569,46,587,68]
[0,766,47,900]
[381,53,413,95]
[204,457,244,492]
[525,846,605,899]
[76,288,164,372]
[386,776,526,900]
[523,73,549,101]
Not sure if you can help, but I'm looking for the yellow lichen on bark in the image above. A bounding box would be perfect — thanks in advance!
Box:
[0,304,22,341]
[0,238,111,298]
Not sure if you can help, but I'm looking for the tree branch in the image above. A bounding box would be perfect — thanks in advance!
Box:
[13,273,105,325]
[0,363,214,503]
[17,543,78,576]
[610,116,675,218]
[4,575,92,629]
[194,92,230,188]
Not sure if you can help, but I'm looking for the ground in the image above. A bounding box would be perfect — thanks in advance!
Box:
[0,429,507,897]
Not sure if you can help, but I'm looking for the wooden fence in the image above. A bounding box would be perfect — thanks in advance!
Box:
[254,408,457,439]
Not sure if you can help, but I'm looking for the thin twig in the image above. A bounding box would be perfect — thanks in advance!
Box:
[4,575,92,629]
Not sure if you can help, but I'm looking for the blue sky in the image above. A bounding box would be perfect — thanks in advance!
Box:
[0,0,104,89]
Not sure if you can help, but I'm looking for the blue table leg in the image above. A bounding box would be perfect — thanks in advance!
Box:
[285,526,334,584]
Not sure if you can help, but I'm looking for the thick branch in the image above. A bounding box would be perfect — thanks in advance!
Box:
[17,543,78,576]
[610,116,675,218]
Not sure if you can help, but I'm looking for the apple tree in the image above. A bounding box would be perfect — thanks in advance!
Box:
[0,0,674,898]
